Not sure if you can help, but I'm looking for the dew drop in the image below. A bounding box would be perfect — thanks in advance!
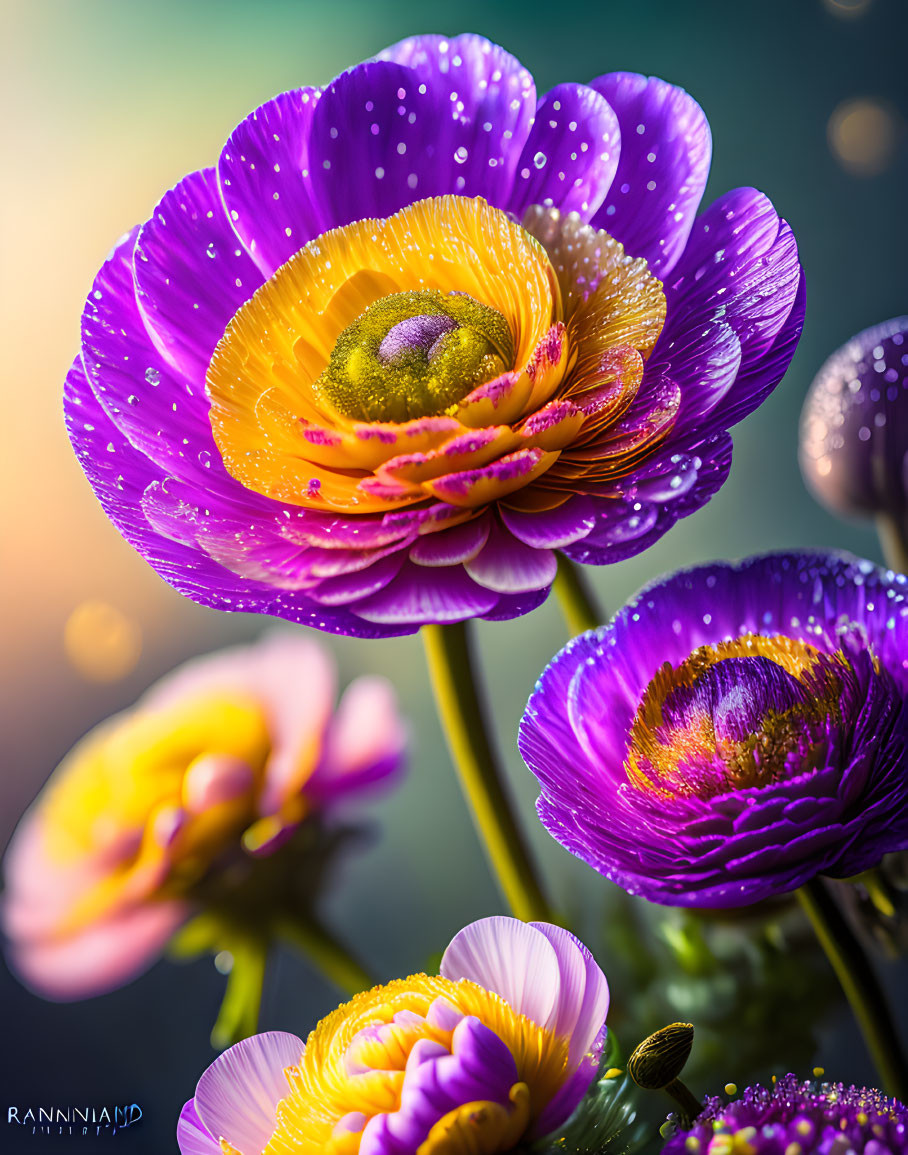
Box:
[145,368,161,386]
[533,151,547,169]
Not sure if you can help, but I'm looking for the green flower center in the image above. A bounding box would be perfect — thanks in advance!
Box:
[314,289,514,423]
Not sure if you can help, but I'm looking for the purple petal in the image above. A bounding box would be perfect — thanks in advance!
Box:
[177,1100,219,1155]
[589,73,711,275]
[508,84,620,220]
[499,496,597,549]
[715,268,806,430]
[440,916,560,1031]
[378,33,537,208]
[65,358,414,638]
[218,87,325,276]
[194,1031,303,1155]
[134,168,263,383]
[464,519,557,594]
[308,553,406,606]
[409,515,491,566]
[352,560,498,624]
[480,586,551,621]
[662,188,801,376]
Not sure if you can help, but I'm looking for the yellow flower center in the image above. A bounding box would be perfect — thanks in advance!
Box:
[314,289,514,423]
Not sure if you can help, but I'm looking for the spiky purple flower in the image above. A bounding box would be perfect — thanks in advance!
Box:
[519,552,908,906]
[662,1074,908,1155]
[65,34,803,638]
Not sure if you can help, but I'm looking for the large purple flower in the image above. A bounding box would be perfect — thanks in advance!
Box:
[66,34,804,637]
[519,552,908,906]
[662,1074,908,1155]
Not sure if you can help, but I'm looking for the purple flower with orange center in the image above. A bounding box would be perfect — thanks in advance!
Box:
[177,916,610,1155]
[2,634,404,1000]
[662,1074,908,1155]
[65,34,804,636]
[519,552,908,906]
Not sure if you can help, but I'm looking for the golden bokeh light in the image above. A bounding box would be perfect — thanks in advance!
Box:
[822,0,873,17]
[63,600,142,682]
[827,98,900,176]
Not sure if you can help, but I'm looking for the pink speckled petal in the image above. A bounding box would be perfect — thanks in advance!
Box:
[195,1032,304,1155]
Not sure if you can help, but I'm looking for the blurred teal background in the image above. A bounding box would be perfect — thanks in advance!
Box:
[1,0,907,1150]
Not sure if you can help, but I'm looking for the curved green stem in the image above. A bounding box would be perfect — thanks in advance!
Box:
[211,936,267,1050]
[276,915,374,996]
[422,622,554,923]
[553,554,602,637]
[796,877,907,1099]
[876,513,908,573]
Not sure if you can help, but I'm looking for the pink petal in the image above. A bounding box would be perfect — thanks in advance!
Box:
[194,1031,304,1155]
[177,1100,220,1155]
[309,675,406,803]
[440,916,560,1031]
[182,755,255,813]
[141,633,338,817]
[8,901,187,1001]
[529,922,610,1066]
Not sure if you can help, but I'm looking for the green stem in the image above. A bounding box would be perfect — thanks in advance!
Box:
[553,554,602,636]
[276,915,374,996]
[422,622,554,923]
[876,513,908,573]
[210,936,267,1050]
[796,877,907,1099]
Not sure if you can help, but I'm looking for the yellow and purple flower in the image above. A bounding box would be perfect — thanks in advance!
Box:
[177,916,610,1154]
[65,34,804,637]
[662,1074,908,1155]
[2,634,404,999]
[519,552,908,906]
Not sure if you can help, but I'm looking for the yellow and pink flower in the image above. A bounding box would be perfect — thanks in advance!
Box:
[177,916,610,1154]
[2,634,405,999]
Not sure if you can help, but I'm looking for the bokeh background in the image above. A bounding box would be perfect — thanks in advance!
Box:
[2,0,907,1149]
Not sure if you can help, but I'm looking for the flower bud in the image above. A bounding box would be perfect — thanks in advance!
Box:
[800,317,908,525]
[628,1023,694,1090]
